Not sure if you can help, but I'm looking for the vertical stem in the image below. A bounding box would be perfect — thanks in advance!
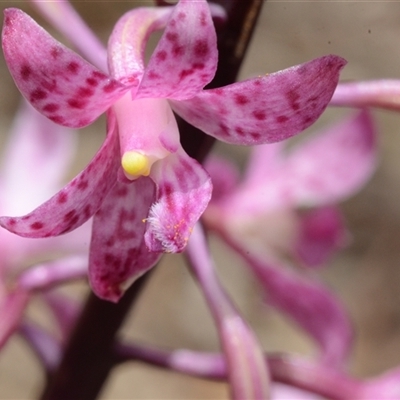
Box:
[39,1,264,399]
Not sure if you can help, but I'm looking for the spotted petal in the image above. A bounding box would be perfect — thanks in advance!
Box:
[89,179,160,302]
[170,56,346,145]
[282,109,377,207]
[145,149,212,253]
[0,113,120,238]
[2,8,129,127]
[137,0,218,100]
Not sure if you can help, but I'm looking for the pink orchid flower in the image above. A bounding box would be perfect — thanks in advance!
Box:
[0,101,89,350]
[1,0,345,301]
[203,110,377,366]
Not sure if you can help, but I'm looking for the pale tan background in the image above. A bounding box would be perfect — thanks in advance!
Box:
[1,1,400,399]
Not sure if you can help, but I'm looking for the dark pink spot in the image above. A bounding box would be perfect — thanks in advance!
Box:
[162,182,174,197]
[253,110,266,120]
[4,15,11,26]
[194,39,209,58]
[219,123,229,136]
[30,89,47,102]
[156,50,167,62]
[64,210,76,222]
[86,77,99,87]
[103,81,119,93]
[116,186,128,197]
[43,103,59,113]
[77,86,94,97]
[177,12,186,20]
[68,98,86,109]
[20,65,32,81]
[234,94,249,105]
[250,132,262,140]
[200,11,207,26]
[213,88,224,96]
[303,115,313,125]
[172,45,184,57]
[92,71,107,80]
[179,69,194,79]
[286,90,300,111]
[49,115,65,124]
[147,71,160,80]
[51,47,62,59]
[192,62,205,70]
[166,32,178,42]
[235,126,245,136]
[8,219,16,226]
[83,205,92,219]
[276,115,288,124]
[67,62,80,74]
[106,238,115,247]
[77,180,89,190]
[30,222,44,230]
[253,79,262,86]
[57,192,68,204]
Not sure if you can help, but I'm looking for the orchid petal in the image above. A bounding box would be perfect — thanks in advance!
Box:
[108,6,173,84]
[331,80,400,111]
[2,8,129,128]
[89,178,160,302]
[295,206,349,268]
[247,254,353,366]
[283,109,377,206]
[1,101,77,215]
[0,112,120,238]
[145,150,212,253]
[137,0,218,100]
[170,55,346,144]
[30,0,108,71]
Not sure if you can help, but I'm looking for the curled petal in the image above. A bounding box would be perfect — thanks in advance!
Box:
[145,150,212,253]
[170,55,346,144]
[137,0,218,100]
[89,179,160,302]
[2,8,129,127]
[0,113,120,238]
[283,109,377,206]
[331,80,400,111]
[108,6,173,83]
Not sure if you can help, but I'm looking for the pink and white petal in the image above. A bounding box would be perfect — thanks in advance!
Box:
[0,112,120,238]
[294,206,349,269]
[1,101,77,215]
[231,243,352,367]
[30,0,108,71]
[331,80,400,111]
[89,178,160,302]
[137,0,218,100]
[283,109,377,207]
[204,155,240,202]
[0,289,30,350]
[271,383,322,400]
[2,9,129,128]
[108,6,173,84]
[170,55,346,144]
[145,149,212,253]
[243,143,286,186]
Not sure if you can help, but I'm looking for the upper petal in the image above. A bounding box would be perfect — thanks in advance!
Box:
[89,178,160,302]
[2,8,129,128]
[0,112,120,238]
[108,6,173,83]
[145,149,212,253]
[136,0,218,100]
[170,55,346,144]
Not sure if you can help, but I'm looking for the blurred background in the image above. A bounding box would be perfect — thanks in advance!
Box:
[1,0,400,398]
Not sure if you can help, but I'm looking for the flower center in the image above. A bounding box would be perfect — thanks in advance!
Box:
[121,151,151,178]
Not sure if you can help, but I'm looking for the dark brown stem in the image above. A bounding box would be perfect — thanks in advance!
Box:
[39,1,264,399]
